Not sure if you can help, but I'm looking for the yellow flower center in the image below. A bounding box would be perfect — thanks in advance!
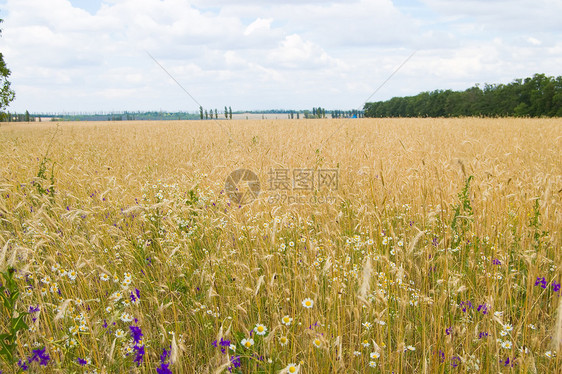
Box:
[245,341,251,347]
[289,367,296,373]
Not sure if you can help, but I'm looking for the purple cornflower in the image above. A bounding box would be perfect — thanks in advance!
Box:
[477,303,489,314]
[129,325,143,345]
[451,356,461,368]
[445,327,452,335]
[438,349,445,363]
[459,301,473,312]
[27,347,50,366]
[160,347,171,363]
[157,363,172,374]
[552,282,561,293]
[18,359,29,371]
[133,345,145,365]
[478,332,488,339]
[228,355,241,372]
[213,338,231,354]
[29,305,41,322]
[492,258,501,265]
[77,358,88,366]
[535,277,547,289]
[130,288,140,303]
[501,357,515,367]
[157,347,173,373]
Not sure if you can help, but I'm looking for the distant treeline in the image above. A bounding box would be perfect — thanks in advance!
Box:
[364,73,562,118]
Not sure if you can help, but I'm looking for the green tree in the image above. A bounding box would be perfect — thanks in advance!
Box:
[225,106,228,119]
[0,19,15,115]
[214,108,218,119]
[205,110,208,120]
[229,106,232,119]
[200,106,203,120]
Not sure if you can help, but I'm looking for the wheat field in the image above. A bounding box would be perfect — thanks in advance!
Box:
[0,118,561,373]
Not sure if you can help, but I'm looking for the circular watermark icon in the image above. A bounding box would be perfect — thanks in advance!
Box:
[225,169,261,205]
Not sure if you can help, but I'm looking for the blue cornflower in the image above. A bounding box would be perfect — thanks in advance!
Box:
[160,347,171,363]
[28,348,50,366]
[157,363,173,374]
[130,289,140,303]
[18,359,29,371]
[477,303,488,314]
[535,277,547,289]
[230,355,241,370]
[451,356,461,368]
[133,345,145,365]
[459,301,473,312]
[129,325,143,345]
[438,350,445,363]
[157,347,173,373]
[552,282,561,293]
[77,357,88,366]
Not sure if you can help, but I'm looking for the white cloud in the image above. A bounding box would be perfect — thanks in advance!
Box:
[244,18,272,36]
[0,0,561,112]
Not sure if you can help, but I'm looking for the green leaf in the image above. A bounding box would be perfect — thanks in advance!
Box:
[0,342,14,362]
[11,313,29,332]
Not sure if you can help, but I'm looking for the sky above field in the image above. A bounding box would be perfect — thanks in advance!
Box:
[1,0,561,113]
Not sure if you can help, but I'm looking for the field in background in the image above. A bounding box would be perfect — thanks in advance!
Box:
[0,118,561,373]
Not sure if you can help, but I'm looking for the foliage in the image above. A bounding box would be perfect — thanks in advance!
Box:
[364,73,562,117]
[0,19,16,114]
[0,268,29,367]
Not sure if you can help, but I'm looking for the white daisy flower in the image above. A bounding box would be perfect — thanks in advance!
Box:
[282,315,293,326]
[312,338,322,348]
[285,363,299,373]
[501,340,512,349]
[68,270,77,281]
[254,324,267,336]
[241,338,254,349]
[120,312,133,323]
[302,298,314,309]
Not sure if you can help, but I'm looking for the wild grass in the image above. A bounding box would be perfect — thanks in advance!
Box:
[0,118,560,373]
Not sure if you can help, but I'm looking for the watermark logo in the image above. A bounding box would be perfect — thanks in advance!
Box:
[225,168,338,205]
[225,169,261,205]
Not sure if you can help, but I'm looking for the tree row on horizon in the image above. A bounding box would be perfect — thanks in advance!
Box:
[364,73,562,118]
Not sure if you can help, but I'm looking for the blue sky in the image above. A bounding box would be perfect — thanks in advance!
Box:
[1,0,561,113]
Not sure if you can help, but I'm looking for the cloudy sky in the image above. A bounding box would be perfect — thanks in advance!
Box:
[1,0,561,113]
